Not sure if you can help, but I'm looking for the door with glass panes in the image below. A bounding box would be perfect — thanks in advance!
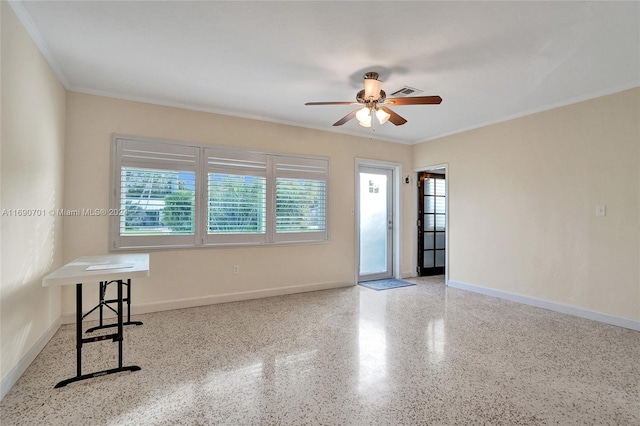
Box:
[418,173,446,276]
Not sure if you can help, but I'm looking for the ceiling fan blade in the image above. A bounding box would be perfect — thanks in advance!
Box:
[384,96,442,106]
[381,107,407,126]
[333,109,359,126]
[305,101,357,106]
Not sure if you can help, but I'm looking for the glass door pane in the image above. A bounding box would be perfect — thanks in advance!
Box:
[359,168,393,280]
[418,172,446,276]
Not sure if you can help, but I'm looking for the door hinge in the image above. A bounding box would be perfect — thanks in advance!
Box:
[417,179,421,188]
[417,219,421,227]
[416,266,420,274]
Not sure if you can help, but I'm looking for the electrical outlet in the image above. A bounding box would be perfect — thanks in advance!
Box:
[233,265,240,275]
[595,205,606,217]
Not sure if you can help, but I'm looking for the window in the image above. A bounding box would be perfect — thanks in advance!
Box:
[204,147,268,245]
[274,156,327,242]
[121,167,196,235]
[112,138,199,249]
[111,136,329,250]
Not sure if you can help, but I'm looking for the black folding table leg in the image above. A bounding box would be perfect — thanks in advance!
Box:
[126,279,132,322]
[53,279,141,388]
[55,283,84,388]
[76,283,82,377]
[125,278,143,327]
[85,279,142,333]
[98,281,105,328]
[118,279,123,368]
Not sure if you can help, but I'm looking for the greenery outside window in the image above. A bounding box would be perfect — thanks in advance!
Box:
[273,156,327,242]
[121,167,196,235]
[204,147,268,245]
[110,136,329,250]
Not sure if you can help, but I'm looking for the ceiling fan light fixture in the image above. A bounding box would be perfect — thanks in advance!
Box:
[376,108,391,125]
[356,106,371,125]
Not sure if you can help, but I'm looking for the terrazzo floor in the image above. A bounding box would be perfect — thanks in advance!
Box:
[1,276,639,425]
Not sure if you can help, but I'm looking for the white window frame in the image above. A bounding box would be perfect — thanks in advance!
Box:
[111,137,201,250]
[203,147,269,246]
[273,155,329,243]
[110,135,330,251]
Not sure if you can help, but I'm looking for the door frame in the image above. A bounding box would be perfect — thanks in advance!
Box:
[355,158,401,284]
[414,163,449,285]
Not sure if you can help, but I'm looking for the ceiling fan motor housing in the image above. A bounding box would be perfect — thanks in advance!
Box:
[357,89,386,104]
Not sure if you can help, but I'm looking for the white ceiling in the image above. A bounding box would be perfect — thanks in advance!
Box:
[13,1,640,145]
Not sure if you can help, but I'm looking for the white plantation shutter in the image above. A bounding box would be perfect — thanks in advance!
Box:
[204,148,268,245]
[111,136,329,250]
[274,156,328,243]
[112,137,200,250]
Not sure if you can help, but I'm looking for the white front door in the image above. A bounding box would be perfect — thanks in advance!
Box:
[358,166,393,282]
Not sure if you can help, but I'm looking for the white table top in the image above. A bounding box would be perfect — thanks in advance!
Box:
[43,254,149,287]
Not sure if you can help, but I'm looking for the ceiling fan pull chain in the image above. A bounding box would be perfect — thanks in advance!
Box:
[371,105,376,132]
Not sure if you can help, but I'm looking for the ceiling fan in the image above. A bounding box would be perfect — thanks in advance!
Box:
[305,72,442,128]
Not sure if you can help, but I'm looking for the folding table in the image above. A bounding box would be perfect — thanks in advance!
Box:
[42,253,149,388]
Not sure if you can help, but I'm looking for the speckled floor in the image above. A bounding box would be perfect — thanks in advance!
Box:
[1,276,639,425]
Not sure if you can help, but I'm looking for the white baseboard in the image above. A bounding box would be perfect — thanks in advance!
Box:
[1,316,62,400]
[448,280,640,331]
[62,280,355,324]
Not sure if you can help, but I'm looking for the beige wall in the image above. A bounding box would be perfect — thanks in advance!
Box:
[414,88,640,320]
[62,92,414,313]
[1,3,66,380]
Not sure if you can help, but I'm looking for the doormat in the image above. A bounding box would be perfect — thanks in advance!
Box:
[358,279,416,291]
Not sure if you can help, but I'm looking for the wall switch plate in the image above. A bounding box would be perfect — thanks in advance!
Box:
[596,205,606,216]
